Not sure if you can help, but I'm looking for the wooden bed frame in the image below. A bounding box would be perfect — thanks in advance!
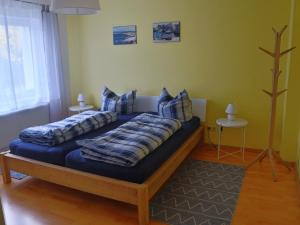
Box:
[0,96,207,225]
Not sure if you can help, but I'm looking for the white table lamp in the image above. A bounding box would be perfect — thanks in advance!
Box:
[225,103,236,121]
[51,0,101,15]
[77,93,86,107]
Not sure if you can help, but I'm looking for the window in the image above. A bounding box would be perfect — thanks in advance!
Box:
[0,2,49,115]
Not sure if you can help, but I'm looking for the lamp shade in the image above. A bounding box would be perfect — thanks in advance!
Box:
[50,0,100,15]
[225,103,235,114]
[77,93,85,102]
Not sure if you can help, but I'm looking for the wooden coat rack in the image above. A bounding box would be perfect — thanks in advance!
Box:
[246,26,295,181]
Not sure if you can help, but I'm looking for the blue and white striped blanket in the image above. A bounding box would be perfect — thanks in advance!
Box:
[19,111,117,146]
[77,113,182,167]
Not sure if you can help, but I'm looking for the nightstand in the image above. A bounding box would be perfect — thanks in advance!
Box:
[68,105,94,115]
[216,118,248,160]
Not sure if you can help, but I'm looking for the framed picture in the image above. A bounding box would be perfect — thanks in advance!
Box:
[113,25,137,45]
[153,21,180,43]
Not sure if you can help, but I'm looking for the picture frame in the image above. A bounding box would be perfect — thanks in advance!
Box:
[153,21,180,43]
[113,25,137,45]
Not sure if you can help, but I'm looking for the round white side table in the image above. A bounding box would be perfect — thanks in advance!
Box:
[216,118,248,160]
[68,105,94,115]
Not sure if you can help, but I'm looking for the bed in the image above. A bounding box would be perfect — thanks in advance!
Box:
[9,113,142,166]
[0,96,207,225]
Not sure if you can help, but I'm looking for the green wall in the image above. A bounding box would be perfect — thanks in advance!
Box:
[67,0,300,160]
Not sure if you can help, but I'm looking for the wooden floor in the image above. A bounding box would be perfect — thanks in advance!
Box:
[1,144,300,225]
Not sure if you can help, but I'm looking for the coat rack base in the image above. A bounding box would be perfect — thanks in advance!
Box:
[246,148,292,182]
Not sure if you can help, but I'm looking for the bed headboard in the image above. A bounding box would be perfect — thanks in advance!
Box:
[134,96,207,122]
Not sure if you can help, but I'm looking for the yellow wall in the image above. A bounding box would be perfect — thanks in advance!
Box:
[67,0,298,157]
[297,130,300,179]
[281,0,300,162]
[67,16,83,103]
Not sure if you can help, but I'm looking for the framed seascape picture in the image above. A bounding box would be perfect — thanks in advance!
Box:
[153,21,180,43]
[113,25,137,45]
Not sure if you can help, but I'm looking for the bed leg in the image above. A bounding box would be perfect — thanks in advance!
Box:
[137,185,149,225]
[0,153,11,184]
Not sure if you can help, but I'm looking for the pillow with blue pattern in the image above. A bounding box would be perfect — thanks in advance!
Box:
[158,88,193,122]
[101,87,136,115]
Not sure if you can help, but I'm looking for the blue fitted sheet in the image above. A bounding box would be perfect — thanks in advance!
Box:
[9,113,142,166]
[65,117,200,184]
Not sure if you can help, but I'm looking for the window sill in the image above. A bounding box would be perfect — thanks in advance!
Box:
[0,103,49,118]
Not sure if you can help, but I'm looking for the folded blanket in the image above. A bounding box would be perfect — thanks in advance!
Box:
[78,113,182,167]
[19,111,117,146]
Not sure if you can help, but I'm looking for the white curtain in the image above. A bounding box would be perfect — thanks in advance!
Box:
[42,10,70,122]
[0,0,70,121]
[0,0,49,115]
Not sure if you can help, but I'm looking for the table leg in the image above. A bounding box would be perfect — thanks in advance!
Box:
[242,127,246,161]
[217,125,222,160]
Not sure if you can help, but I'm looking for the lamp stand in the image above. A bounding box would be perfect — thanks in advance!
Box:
[246,26,295,181]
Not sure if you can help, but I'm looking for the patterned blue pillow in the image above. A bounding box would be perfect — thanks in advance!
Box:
[158,88,173,107]
[101,87,136,114]
[158,88,193,122]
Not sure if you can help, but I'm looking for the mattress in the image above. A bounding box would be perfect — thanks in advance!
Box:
[65,116,200,184]
[9,113,142,166]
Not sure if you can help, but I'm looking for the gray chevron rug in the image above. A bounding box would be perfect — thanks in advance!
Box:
[150,160,245,225]
[0,169,27,180]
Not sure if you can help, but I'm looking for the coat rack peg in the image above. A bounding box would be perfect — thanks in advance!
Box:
[272,27,277,34]
[259,47,275,57]
[277,89,288,97]
[279,25,288,36]
[276,70,282,77]
[280,47,296,57]
[262,89,272,97]
[270,68,281,76]
[247,25,295,181]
